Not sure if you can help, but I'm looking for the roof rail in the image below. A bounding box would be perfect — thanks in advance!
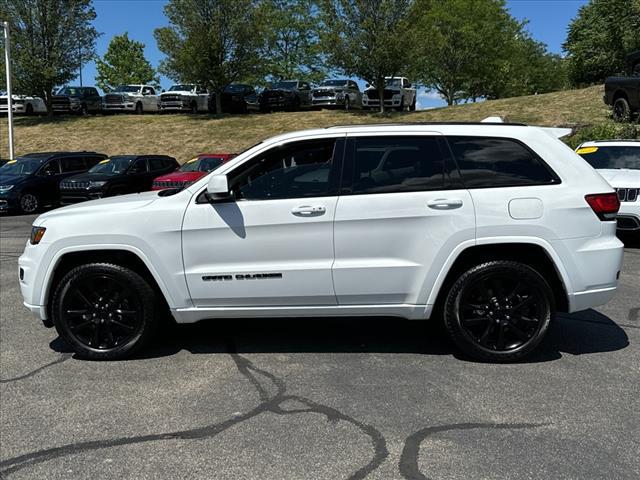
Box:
[325,121,528,129]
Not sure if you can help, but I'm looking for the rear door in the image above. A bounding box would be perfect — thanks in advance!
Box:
[332,133,475,306]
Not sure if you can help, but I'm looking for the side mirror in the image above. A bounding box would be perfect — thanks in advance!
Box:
[406,83,412,88]
[205,174,231,202]
[365,83,370,88]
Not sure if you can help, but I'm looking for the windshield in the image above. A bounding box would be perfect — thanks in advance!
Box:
[385,78,402,87]
[113,85,140,93]
[57,87,81,96]
[321,80,348,87]
[169,84,194,92]
[578,146,640,170]
[88,156,135,174]
[0,157,41,175]
[271,81,298,90]
[180,157,224,172]
[224,84,245,93]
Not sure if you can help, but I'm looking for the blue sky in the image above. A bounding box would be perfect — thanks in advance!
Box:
[84,0,588,109]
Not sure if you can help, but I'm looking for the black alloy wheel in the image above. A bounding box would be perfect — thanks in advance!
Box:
[19,192,39,214]
[612,97,631,122]
[444,261,553,362]
[52,263,157,360]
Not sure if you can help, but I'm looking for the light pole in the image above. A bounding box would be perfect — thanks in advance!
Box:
[3,21,15,160]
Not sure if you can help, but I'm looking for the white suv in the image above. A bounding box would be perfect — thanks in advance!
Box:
[576,140,640,235]
[19,123,624,362]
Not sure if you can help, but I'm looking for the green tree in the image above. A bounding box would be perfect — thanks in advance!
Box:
[0,0,99,115]
[95,33,158,92]
[412,0,521,106]
[319,0,415,112]
[154,0,265,114]
[262,0,325,84]
[564,0,640,85]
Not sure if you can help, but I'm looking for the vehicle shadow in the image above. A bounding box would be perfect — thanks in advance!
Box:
[51,308,629,363]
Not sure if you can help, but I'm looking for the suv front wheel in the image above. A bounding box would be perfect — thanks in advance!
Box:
[444,261,553,362]
[51,263,157,360]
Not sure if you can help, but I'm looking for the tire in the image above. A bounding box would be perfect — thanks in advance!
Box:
[51,263,157,360]
[26,103,34,116]
[189,102,198,114]
[292,97,301,111]
[18,192,39,214]
[612,96,631,122]
[396,96,405,112]
[344,96,351,110]
[410,96,416,111]
[135,102,143,115]
[80,104,88,116]
[443,260,553,363]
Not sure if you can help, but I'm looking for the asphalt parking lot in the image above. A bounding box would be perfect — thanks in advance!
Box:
[0,213,639,480]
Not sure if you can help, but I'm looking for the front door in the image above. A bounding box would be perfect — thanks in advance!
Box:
[332,134,475,306]
[182,136,344,307]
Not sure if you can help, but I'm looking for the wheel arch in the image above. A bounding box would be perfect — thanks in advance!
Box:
[428,241,570,317]
[612,89,629,101]
[43,247,175,319]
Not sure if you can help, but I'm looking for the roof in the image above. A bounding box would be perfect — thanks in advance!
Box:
[325,121,528,129]
[21,151,105,159]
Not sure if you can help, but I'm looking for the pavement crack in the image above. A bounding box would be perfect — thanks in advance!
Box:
[0,354,72,384]
[0,347,388,480]
[398,422,548,480]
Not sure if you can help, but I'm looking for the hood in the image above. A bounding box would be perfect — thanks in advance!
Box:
[161,90,193,96]
[365,85,400,92]
[0,174,28,187]
[36,190,160,223]
[154,171,206,183]
[63,172,120,182]
[263,88,293,95]
[596,168,640,188]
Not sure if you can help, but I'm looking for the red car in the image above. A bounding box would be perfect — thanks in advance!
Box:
[152,153,236,190]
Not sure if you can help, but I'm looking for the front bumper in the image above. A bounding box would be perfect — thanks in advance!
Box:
[160,101,190,112]
[102,103,136,111]
[0,191,18,212]
[60,191,104,204]
[616,203,640,231]
[0,104,27,114]
[19,241,50,321]
[362,97,402,108]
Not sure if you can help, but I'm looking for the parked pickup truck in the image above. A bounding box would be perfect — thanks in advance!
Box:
[159,84,210,113]
[259,80,312,112]
[311,79,362,110]
[102,85,159,114]
[604,50,640,122]
[362,77,416,111]
[52,86,102,115]
[0,94,47,115]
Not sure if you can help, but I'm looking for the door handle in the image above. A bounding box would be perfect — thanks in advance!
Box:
[291,205,326,216]
[427,198,463,210]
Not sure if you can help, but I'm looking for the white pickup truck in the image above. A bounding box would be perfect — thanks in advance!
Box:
[0,94,47,115]
[102,85,159,114]
[159,84,210,113]
[362,77,417,111]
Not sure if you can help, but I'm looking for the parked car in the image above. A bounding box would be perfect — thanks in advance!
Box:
[152,153,236,191]
[20,122,624,361]
[259,80,312,112]
[102,85,159,114]
[362,77,416,111]
[209,84,257,113]
[604,50,640,122]
[311,79,362,109]
[52,86,102,115]
[0,94,47,115]
[159,84,210,113]
[0,152,107,214]
[59,155,179,204]
[576,140,640,236]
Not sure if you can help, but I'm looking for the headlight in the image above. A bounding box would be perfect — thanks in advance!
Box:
[88,181,107,189]
[0,185,14,192]
[30,226,46,245]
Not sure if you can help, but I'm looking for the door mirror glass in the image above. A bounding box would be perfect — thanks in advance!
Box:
[205,174,231,202]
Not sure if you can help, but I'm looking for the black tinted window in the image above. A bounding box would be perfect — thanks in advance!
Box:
[231,139,337,200]
[350,137,445,194]
[578,146,640,170]
[39,160,60,175]
[447,136,557,187]
[149,158,168,171]
[85,156,105,168]
[130,159,148,173]
[60,157,85,172]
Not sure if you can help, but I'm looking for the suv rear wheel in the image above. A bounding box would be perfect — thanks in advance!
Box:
[51,263,157,360]
[612,97,631,122]
[443,261,553,362]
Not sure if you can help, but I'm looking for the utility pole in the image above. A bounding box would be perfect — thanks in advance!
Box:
[3,21,15,160]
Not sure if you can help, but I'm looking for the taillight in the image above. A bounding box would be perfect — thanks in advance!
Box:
[585,193,620,221]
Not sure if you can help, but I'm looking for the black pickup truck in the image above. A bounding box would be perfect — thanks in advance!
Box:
[604,51,640,122]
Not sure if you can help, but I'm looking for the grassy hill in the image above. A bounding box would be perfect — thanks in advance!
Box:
[0,85,636,161]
